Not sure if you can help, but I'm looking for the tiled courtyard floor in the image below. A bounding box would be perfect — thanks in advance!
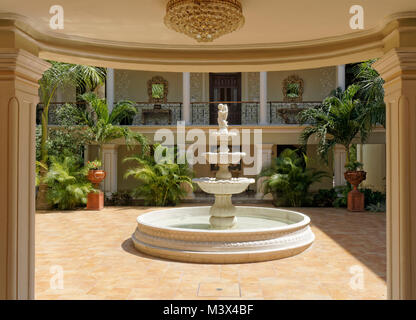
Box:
[35,204,386,300]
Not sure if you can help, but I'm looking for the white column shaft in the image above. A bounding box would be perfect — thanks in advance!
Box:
[102,145,118,195]
[106,68,115,112]
[336,65,346,91]
[182,72,191,124]
[259,71,268,125]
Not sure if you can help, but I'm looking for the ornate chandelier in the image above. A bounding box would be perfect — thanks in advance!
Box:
[164,0,245,42]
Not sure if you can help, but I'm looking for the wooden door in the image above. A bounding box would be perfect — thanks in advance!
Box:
[209,73,241,125]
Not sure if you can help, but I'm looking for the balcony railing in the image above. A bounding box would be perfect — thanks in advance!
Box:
[37,101,321,126]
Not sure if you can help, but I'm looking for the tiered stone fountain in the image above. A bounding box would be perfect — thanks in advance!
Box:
[132,105,314,263]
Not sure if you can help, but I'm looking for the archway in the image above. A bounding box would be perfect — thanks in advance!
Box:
[0,11,415,300]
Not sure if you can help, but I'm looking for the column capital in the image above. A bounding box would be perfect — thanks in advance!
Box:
[373,48,416,83]
[0,49,50,83]
[101,144,119,151]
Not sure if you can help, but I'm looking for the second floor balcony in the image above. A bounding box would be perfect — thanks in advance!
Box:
[37,100,321,126]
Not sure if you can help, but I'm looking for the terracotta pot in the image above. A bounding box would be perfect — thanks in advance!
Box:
[344,170,367,212]
[344,171,367,190]
[87,169,106,188]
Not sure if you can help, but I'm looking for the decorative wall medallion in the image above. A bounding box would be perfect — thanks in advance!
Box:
[190,73,203,101]
[147,76,169,103]
[247,72,260,101]
[319,67,336,98]
[282,75,304,103]
[114,70,130,101]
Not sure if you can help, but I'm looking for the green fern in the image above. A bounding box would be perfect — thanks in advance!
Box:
[124,147,193,206]
[43,156,94,210]
[260,149,329,207]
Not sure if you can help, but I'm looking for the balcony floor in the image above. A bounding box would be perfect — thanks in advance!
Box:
[35,204,386,300]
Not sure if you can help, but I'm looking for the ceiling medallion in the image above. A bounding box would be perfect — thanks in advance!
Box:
[164,0,245,43]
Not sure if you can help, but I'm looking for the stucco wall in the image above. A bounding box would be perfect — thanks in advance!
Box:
[114,70,183,102]
[112,67,336,103]
[267,67,336,101]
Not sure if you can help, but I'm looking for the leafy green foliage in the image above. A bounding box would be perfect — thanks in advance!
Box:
[36,161,48,187]
[320,185,386,210]
[260,149,329,207]
[124,146,193,206]
[77,93,148,161]
[312,188,338,207]
[299,85,372,165]
[366,202,386,212]
[344,161,363,172]
[38,62,106,164]
[43,156,94,210]
[352,60,385,127]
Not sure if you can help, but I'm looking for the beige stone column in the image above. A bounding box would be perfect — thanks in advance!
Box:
[374,48,416,300]
[0,49,50,299]
[102,144,119,195]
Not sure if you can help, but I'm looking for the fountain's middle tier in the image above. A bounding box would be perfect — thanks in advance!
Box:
[194,177,255,195]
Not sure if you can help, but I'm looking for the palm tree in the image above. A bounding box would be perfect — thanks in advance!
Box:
[260,149,328,207]
[352,60,386,127]
[77,92,148,163]
[299,85,371,165]
[124,147,193,206]
[38,61,106,164]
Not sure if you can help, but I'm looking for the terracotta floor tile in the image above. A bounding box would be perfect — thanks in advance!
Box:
[198,281,240,297]
[35,205,386,300]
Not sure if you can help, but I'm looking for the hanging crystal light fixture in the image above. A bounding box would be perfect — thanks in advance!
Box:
[164,0,245,42]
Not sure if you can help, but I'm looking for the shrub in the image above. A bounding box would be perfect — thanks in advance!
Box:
[124,146,193,206]
[312,189,338,207]
[260,149,329,207]
[325,185,386,210]
[43,156,94,210]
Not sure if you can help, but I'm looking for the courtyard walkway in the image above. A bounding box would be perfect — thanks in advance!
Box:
[35,205,386,300]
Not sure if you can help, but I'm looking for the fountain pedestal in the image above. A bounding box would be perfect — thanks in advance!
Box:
[210,194,237,229]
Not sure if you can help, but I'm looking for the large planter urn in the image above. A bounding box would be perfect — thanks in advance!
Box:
[344,170,367,212]
[87,169,106,210]
[87,169,106,187]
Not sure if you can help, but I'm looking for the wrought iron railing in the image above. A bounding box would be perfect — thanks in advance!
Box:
[37,101,321,126]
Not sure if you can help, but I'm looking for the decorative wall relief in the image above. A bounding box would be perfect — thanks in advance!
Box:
[147,76,169,103]
[114,70,131,101]
[247,72,260,101]
[319,67,336,98]
[282,75,304,103]
[190,73,203,102]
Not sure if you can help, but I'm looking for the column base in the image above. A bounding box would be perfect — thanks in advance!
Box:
[87,191,104,211]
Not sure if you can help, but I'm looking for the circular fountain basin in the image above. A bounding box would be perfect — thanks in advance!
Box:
[132,206,314,264]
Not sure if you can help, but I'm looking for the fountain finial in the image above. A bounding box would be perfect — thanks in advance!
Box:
[217,104,228,132]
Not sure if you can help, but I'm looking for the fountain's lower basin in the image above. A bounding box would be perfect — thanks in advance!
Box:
[132,206,314,263]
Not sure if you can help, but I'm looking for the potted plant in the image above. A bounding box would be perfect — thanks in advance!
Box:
[86,160,106,187]
[344,161,367,211]
[86,160,106,210]
[299,85,378,212]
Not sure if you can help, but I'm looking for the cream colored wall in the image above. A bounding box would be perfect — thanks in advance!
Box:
[306,145,334,191]
[111,68,336,103]
[357,144,386,192]
[267,67,336,101]
[114,70,183,102]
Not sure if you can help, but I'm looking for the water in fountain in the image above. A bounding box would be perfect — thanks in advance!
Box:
[131,104,315,263]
